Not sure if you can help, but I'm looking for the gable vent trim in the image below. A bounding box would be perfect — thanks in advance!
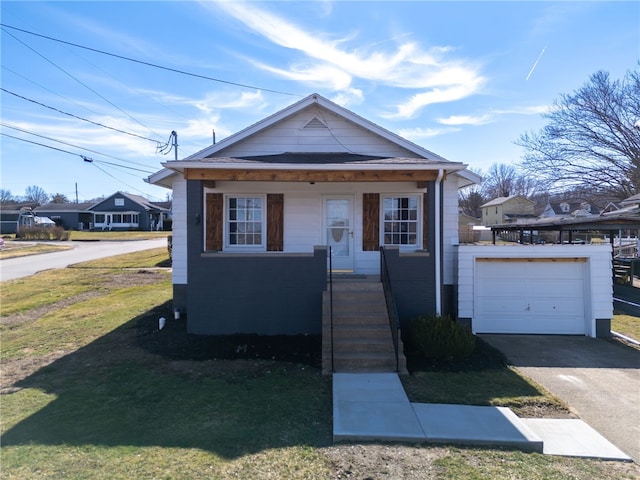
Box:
[304,116,327,129]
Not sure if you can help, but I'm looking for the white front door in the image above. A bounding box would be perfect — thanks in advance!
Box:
[324,196,354,272]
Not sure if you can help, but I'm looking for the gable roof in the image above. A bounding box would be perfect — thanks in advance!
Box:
[480,195,534,208]
[621,193,640,206]
[186,93,448,162]
[149,93,481,188]
[89,191,170,212]
[36,202,96,213]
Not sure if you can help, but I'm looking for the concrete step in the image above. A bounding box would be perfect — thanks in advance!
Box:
[329,280,383,292]
[323,310,389,326]
[331,337,396,354]
[324,301,388,315]
[324,325,393,337]
[332,352,399,373]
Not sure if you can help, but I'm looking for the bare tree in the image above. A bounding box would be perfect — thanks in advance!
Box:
[481,163,517,198]
[24,185,49,205]
[0,189,14,204]
[480,163,544,200]
[50,193,70,203]
[517,68,640,201]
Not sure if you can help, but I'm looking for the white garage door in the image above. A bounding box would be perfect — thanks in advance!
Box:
[474,258,587,335]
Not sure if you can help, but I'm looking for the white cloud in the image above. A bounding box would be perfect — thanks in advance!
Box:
[208,1,485,114]
[438,114,493,126]
[494,105,550,116]
[386,78,485,119]
[330,89,364,108]
[399,126,460,140]
[249,60,353,90]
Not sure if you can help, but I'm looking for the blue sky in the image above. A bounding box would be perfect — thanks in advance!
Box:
[1,1,638,202]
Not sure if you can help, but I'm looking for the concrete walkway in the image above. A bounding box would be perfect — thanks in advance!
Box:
[333,373,631,461]
[481,334,640,463]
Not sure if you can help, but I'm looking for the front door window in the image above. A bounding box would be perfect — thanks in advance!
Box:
[325,197,353,271]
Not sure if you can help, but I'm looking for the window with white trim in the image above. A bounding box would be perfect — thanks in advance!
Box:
[382,195,419,246]
[226,196,265,248]
[115,198,124,206]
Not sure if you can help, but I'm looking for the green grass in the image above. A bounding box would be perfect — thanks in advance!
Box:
[612,313,640,341]
[402,368,568,418]
[1,249,638,479]
[69,231,170,241]
[0,248,170,317]
[0,243,73,259]
[71,246,170,269]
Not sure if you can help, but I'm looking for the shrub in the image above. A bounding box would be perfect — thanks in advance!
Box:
[16,226,70,241]
[405,314,475,361]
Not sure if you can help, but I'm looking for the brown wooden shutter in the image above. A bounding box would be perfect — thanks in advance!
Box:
[422,192,429,250]
[205,192,223,251]
[362,193,380,251]
[267,193,284,251]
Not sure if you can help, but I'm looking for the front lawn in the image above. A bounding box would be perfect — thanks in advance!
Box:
[612,313,640,343]
[1,250,638,479]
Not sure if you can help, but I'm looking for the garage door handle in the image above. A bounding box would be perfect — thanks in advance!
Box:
[526,304,531,311]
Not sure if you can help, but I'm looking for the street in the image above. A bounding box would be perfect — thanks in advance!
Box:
[0,239,168,281]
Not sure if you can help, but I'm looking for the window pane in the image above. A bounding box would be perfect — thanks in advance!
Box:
[382,196,419,246]
[227,196,264,246]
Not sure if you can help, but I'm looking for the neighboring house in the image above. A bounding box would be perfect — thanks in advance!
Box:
[0,207,22,234]
[620,193,640,209]
[148,93,480,335]
[481,195,535,225]
[540,200,600,218]
[89,192,170,231]
[0,205,47,234]
[35,202,96,230]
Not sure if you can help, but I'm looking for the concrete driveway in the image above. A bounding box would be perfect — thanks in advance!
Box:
[481,335,640,463]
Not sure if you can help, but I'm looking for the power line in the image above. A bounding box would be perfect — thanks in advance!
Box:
[1,122,156,172]
[2,125,154,174]
[1,23,303,98]
[89,162,158,198]
[2,132,162,199]
[3,27,165,142]
[1,132,79,157]
[1,87,163,146]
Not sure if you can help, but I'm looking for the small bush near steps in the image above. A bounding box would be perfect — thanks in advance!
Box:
[405,314,475,362]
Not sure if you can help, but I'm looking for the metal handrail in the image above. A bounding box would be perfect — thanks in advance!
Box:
[379,246,400,372]
[328,246,334,373]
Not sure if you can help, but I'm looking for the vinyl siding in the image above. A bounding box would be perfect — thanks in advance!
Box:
[202,181,431,275]
[211,109,419,158]
[171,176,188,285]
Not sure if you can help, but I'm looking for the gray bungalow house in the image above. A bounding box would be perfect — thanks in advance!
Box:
[88,192,170,231]
[148,94,479,336]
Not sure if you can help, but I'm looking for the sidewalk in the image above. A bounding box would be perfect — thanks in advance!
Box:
[333,373,631,461]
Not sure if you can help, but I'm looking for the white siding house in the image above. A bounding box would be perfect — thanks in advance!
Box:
[148,93,479,335]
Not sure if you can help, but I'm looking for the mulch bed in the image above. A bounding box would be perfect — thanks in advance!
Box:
[135,302,507,373]
[404,337,508,373]
[135,301,322,368]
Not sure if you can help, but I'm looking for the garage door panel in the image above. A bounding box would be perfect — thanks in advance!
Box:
[474,260,586,335]
[527,280,584,299]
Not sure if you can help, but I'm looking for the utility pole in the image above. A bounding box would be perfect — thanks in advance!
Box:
[75,182,79,204]
[172,130,178,161]
[158,131,178,160]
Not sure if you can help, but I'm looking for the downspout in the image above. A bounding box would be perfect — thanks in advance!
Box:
[434,169,444,316]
